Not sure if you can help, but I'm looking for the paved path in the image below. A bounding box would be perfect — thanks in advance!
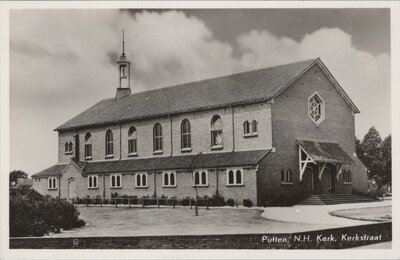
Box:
[261,201,391,227]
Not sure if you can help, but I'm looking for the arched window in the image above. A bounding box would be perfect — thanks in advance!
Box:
[68,141,73,154]
[163,172,176,187]
[105,130,113,157]
[181,119,191,150]
[281,169,293,184]
[236,170,242,184]
[194,171,200,185]
[201,171,207,185]
[163,172,169,186]
[227,169,243,185]
[211,115,223,148]
[84,132,92,159]
[281,170,285,182]
[110,174,121,188]
[142,174,146,186]
[251,120,258,133]
[243,120,250,135]
[136,174,141,187]
[88,175,98,188]
[65,142,69,154]
[128,127,137,155]
[48,177,57,190]
[153,123,163,152]
[228,170,234,185]
[343,170,352,183]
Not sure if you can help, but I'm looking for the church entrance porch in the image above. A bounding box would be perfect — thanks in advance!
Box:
[297,139,354,195]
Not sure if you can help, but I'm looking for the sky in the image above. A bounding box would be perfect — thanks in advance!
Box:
[10,9,391,175]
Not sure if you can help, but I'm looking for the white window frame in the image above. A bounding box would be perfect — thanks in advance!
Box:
[135,173,148,188]
[128,127,138,156]
[110,174,122,188]
[162,172,177,187]
[226,168,244,186]
[153,123,163,154]
[193,170,208,187]
[243,119,258,138]
[48,177,57,190]
[87,175,99,189]
[308,92,325,126]
[105,130,114,158]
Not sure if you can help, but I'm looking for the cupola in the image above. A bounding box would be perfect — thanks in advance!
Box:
[115,30,131,100]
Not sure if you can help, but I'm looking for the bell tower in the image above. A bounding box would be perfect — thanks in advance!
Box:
[115,30,131,100]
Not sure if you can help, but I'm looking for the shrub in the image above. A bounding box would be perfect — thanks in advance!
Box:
[180,197,191,206]
[9,187,85,237]
[243,199,253,207]
[209,194,225,207]
[226,198,235,207]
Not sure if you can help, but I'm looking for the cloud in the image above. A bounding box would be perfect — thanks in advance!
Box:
[10,10,390,174]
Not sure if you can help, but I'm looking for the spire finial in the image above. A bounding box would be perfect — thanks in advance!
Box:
[122,29,125,55]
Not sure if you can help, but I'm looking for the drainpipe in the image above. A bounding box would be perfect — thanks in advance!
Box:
[103,174,106,198]
[58,176,61,198]
[170,116,173,156]
[153,172,157,197]
[215,168,219,199]
[119,125,122,160]
[230,106,235,152]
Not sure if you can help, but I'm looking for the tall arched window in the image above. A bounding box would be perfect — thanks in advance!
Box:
[128,126,137,155]
[201,171,207,185]
[84,132,92,159]
[136,174,141,187]
[65,142,69,154]
[243,120,250,135]
[153,123,163,152]
[181,119,191,150]
[105,130,113,157]
[251,120,258,133]
[228,170,234,185]
[211,115,223,148]
[194,171,200,185]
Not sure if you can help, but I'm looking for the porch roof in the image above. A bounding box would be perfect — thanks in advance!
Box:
[297,139,353,164]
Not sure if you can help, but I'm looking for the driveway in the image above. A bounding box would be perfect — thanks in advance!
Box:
[261,201,392,226]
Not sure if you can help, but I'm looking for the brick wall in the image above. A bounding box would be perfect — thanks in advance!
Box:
[257,63,369,202]
[9,222,391,249]
[57,103,272,163]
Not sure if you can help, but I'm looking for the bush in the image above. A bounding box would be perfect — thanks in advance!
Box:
[208,194,225,207]
[243,199,253,207]
[9,187,85,237]
[226,198,235,207]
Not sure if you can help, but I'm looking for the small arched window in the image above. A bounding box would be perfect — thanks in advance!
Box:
[194,171,200,185]
[281,169,293,184]
[88,175,98,189]
[227,169,243,185]
[163,172,176,187]
[153,123,163,152]
[281,170,285,182]
[243,120,250,135]
[251,120,258,133]
[236,170,242,184]
[136,174,141,187]
[68,141,73,154]
[128,127,137,155]
[181,119,191,150]
[65,142,69,154]
[201,171,207,185]
[110,174,121,188]
[105,130,113,157]
[142,174,147,187]
[343,170,352,183]
[228,170,234,185]
[211,115,223,148]
[84,132,92,159]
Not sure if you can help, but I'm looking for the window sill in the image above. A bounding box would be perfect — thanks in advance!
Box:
[226,184,244,187]
[105,155,114,159]
[110,186,122,189]
[47,188,58,190]
[343,182,352,185]
[211,145,223,150]
[281,182,293,186]
[85,156,93,161]
[128,153,138,157]
[135,186,148,189]
[244,133,258,138]
[153,150,163,155]
[88,187,99,190]
[192,184,209,188]
[181,148,192,152]
[162,185,177,188]
[65,152,73,155]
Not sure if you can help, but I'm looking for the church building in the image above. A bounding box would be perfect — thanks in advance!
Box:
[31,41,369,205]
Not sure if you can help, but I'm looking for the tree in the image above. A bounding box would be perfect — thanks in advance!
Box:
[9,170,28,188]
[381,135,392,184]
[358,127,383,181]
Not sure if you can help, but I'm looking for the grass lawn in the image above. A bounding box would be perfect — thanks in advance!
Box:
[49,205,329,237]
[329,206,391,222]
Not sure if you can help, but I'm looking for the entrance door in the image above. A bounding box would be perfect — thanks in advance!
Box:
[68,178,76,199]
[302,167,315,194]
[321,168,332,194]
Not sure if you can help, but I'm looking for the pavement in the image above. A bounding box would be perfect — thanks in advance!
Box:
[261,200,392,227]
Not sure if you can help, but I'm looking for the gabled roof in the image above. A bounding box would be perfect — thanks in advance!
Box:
[32,150,270,177]
[55,58,359,132]
[297,139,353,164]
[80,149,271,174]
[31,164,67,178]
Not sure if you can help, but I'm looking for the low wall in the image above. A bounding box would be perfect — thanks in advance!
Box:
[10,222,391,249]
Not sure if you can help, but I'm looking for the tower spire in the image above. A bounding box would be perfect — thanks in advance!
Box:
[122,29,125,55]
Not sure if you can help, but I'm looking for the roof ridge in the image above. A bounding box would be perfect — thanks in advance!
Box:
[125,58,319,98]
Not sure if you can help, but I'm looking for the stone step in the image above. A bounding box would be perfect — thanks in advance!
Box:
[298,194,377,205]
